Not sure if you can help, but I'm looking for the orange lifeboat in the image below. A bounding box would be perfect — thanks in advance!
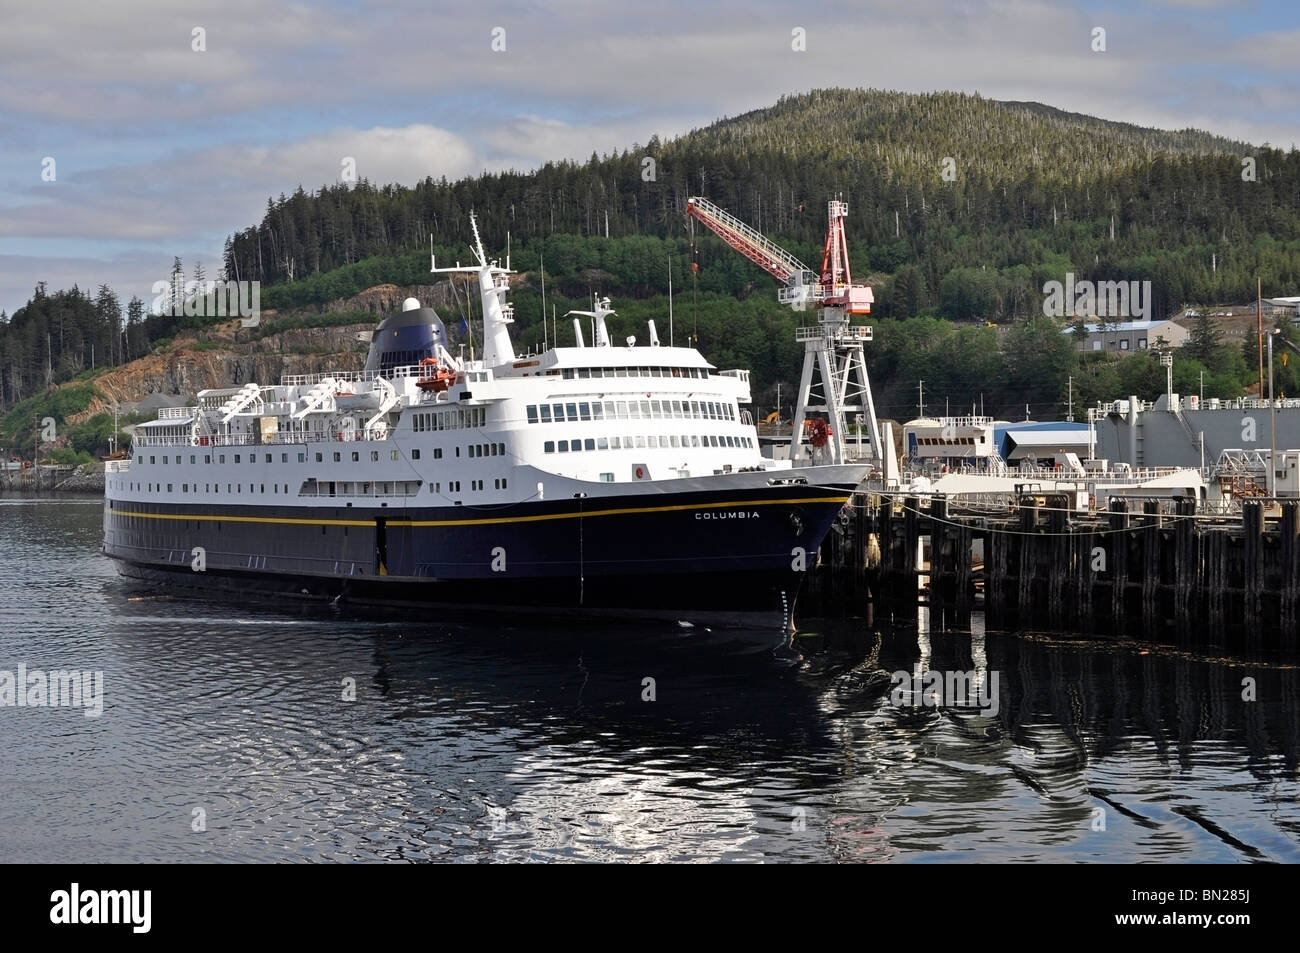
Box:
[416,357,454,393]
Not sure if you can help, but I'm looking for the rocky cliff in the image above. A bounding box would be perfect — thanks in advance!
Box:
[63,282,467,421]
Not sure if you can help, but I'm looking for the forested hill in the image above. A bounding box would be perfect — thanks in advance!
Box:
[221,87,1281,298]
[682,89,1249,180]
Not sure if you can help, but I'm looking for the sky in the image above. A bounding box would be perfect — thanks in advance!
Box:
[0,0,1297,316]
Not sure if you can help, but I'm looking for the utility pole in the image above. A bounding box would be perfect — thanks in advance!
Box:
[668,256,674,348]
[775,381,782,422]
[1067,375,1074,421]
[918,380,925,418]
[1258,277,1264,397]
[1269,329,1278,497]
[1199,370,1205,405]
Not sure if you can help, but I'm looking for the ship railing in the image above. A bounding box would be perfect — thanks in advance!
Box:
[281,364,429,388]
[1002,463,1195,483]
[1098,466,1197,482]
[131,434,214,447]
[1093,399,1154,415]
[1096,396,1300,414]
[921,416,995,429]
[132,427,392,449]
[157,406,196,420]
[795,322,873,343]
[1237,397,1300,410]
[282,369,373,387]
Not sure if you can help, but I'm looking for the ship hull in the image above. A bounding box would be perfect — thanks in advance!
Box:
[104,478,859,628]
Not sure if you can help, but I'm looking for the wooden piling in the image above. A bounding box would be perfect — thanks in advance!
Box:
[1141,500,1161,639]
[1174,498,1198,647]
[1243,501,1264,653]
[1017,498,1039,628]
[1109,500,1129,637]
[1281,503,1300,656]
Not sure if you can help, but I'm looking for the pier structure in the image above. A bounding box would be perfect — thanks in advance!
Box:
[805,490,1300,651]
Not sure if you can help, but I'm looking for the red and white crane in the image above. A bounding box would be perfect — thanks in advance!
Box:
[686,196,874,314]
[686,196,883,469]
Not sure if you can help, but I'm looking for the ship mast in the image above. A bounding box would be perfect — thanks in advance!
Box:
[432,211,516,367]
[565,296,616,347]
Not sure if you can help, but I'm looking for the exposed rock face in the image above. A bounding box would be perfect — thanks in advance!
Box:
[66,282,466,418]
[83,322,371,415]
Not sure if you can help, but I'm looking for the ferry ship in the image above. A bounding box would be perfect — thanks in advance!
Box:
[103,216,870,627]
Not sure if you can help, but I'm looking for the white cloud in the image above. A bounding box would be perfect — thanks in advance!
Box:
[252,124,481,189]
[0,249,185,319]
[475,114,689,171]
[0,122,481,312]
[0,124,479,242]
[0,0,348,122]
[2,0,1297,314]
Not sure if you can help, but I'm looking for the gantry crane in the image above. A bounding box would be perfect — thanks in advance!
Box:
[685,196,881,467]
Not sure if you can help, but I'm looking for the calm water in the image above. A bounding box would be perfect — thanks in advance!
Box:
[1,496,1297,863]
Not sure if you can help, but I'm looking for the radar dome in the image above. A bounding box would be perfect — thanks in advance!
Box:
[402,297,421,312]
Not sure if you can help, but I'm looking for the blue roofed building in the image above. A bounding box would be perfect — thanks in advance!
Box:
[994,420,1094,467]
[904,417,1095,471]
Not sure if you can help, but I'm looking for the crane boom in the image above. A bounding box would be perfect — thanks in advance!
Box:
[685,196,808,282]
[683,194,881,468]
[686,196,873,313]
[686,196,820,310]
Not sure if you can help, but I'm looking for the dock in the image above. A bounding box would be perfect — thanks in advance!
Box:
[805,491,1300,652]
[0,464,100,492]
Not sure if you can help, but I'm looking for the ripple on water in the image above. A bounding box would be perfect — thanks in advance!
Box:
[1,499,1298,862]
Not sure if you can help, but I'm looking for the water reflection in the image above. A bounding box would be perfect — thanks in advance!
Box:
[0,498,1297,862]
[807,608,1300,862]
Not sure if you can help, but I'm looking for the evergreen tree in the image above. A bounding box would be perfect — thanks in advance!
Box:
[893,265,926,317]
[1186,311,1223,364]
[125,295,146,361]
[168,257,183,316]
[94,285,121,368]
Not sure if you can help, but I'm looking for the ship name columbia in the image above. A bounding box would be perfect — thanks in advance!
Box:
[696,510,761,520]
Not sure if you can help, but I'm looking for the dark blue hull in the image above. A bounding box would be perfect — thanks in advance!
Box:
[104,481,857,627]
